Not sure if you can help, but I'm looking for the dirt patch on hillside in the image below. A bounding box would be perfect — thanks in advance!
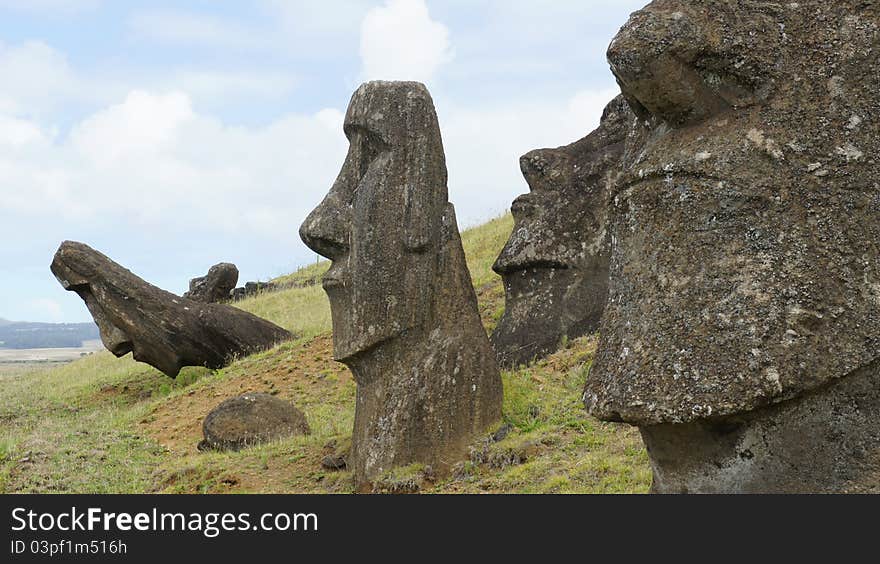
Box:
[142,334,352,457]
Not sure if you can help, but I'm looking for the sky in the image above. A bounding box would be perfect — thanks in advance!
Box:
[0,0,645,323]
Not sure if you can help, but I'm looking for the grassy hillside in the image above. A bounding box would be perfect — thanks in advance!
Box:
[0,214,650,494]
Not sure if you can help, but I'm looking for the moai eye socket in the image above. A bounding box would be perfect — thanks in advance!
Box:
[343,125,390,185]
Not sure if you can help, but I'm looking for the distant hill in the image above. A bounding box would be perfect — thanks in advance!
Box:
[0,321,100,349]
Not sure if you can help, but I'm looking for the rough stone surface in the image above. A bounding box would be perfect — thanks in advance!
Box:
[584,0,880,492]
[201,393,310,452]
[299,81,503,489]
[491,95,633,367]
[51,241,292,377]
[642,361,880,494]
[231,281,277,302]
[184,262,239,303]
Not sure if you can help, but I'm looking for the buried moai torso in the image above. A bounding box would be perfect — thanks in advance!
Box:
[584,1,880,492]
[51,241,291,377]
[299,81,503,488]
[491,96,633,367]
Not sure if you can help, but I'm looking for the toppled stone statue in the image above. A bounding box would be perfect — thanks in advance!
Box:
[491,95,633,367]
[200,393,310,452]
[299,81,503,489]
[51,241,292,377]
[184,262,239,303]
[584,0,880,493]
[231,281,277,302]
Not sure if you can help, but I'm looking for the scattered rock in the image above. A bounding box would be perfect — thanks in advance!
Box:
[370,464,433,494]
[299,81,503,489]
[320,438,349,470]
[321,454,347,471]
[230,281,276,302]
[184,262,239,303]
[492,423,513,443]
[201,393,311,452]
[51,241,292,377]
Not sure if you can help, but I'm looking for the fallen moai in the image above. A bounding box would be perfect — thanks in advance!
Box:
[51,241,292,377]
[184,262,239,303]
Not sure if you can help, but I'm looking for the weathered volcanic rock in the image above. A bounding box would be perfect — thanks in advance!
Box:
[230,281,277,302]
[201,393,310,452]
[491,95,633,367]
[184,262,239,303]
[51,241,292,377]
[299,81,503,489]
[584,0,880,493]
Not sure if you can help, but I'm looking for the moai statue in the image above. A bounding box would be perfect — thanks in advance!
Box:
[491,95,634,367]
[51,241,291,377]
[584,0,880,493]
[185,262,239,303]
[299,81,503,489]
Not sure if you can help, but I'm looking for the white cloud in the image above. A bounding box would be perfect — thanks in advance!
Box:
[266,0,372,34]
[128,10,275,51]
[0,40,85,116]
[167,70,298,107]
[0,115,48,148]
[0,36,300,127]
[72,91,194,166]
[0,89,348,239]
[360,0,453,83]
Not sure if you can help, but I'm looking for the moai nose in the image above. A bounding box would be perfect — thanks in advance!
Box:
[519,149,569,191]
[299,194,351,261]
[607,7,726,127]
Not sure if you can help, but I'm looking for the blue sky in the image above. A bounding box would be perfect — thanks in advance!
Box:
[0,0,645,323]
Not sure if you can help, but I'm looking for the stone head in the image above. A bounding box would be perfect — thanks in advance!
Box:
[490,95,633,366]
[299,81,449,362]
[585,1,880,424]
[51,240,185,376]
[51,241,291,377]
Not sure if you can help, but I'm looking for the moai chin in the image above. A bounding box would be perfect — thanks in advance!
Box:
[491,95,633,368]
[299,81,503,489]
[584,1,880,493]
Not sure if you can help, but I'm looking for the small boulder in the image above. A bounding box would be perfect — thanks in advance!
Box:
[185,263,239,303]
[201,393,310,452]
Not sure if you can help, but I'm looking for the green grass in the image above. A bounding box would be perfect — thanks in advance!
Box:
[236,284,331,338]
[0,212,650,494]
[271,260,329,289]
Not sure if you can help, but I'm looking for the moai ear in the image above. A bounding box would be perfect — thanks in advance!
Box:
[399,87,447,252]
[402,181,433,252]
[401,143,445,252]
